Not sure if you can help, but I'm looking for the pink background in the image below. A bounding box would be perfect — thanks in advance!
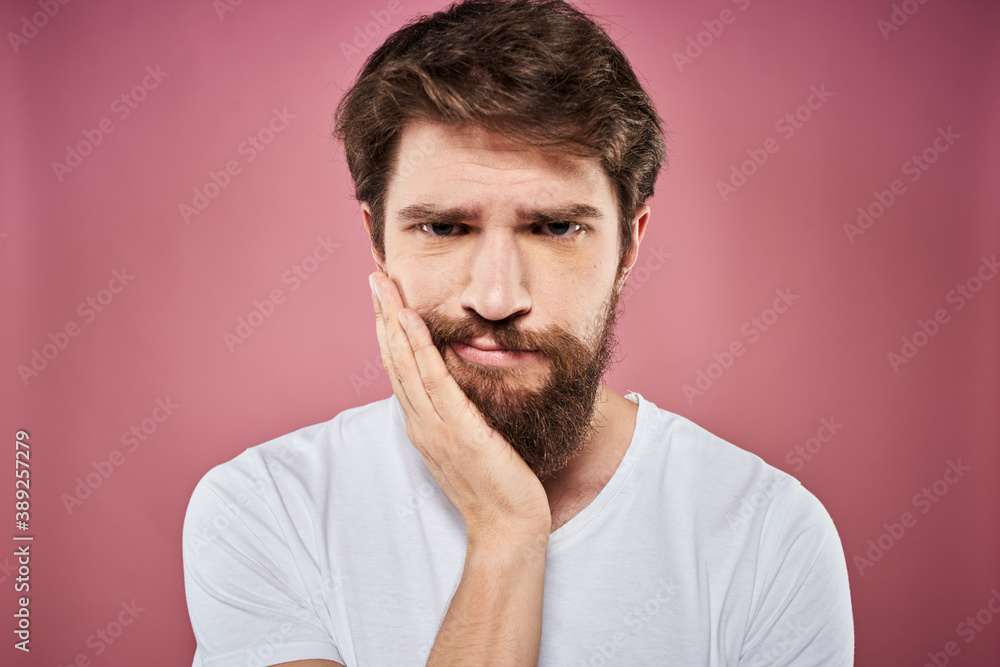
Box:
[2,0,998,664]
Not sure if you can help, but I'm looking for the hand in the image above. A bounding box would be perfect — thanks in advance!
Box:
[370,272,552,543]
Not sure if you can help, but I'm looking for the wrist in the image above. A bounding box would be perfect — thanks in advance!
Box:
[466,527,550,566]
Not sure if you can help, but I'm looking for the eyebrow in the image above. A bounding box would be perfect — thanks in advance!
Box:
[397,204,472,226]
[395,203,604,225]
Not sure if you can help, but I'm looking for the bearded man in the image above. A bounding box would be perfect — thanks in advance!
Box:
[183,1,854,665]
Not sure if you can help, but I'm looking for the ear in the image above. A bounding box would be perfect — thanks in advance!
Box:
[616,204,651,292]
[361,202,386,271]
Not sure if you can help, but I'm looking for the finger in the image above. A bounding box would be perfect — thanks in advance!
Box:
[371,274,452,484]
[372,273,438,423]
[397,308,501,455]
[370,273,416,418]
[397,308,470,421]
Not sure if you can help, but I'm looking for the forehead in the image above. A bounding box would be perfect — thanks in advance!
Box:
[386,120,614,214]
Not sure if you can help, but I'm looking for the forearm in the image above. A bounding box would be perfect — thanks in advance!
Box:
[427,532,548,666]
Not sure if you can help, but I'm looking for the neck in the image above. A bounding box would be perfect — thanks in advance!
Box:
[541,385,638,530]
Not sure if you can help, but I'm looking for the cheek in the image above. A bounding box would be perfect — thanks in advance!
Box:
[386,257,454,311]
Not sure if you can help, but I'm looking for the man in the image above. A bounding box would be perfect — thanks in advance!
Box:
[183,1,854,665]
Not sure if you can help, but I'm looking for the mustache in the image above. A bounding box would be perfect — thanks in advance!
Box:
[419,309,580,360]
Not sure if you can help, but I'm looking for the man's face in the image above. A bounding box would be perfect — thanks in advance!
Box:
[365,119,646,478]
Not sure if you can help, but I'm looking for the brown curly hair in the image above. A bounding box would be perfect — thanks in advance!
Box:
[333,0,667,265]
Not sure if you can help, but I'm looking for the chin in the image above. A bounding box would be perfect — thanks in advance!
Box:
[446,347,548,393]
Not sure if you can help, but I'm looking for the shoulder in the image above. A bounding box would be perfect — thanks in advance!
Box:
[632,394,835,541]
[632,395,854,661]
[184,396,403,538]
[638,397,798,495]
[194,395,398,486]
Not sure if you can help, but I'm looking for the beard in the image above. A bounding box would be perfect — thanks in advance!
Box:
[419,286,622,479]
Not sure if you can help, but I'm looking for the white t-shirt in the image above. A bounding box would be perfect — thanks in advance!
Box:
[183,392,853,666]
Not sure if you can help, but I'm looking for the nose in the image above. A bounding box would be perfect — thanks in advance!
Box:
[460,230,531,322]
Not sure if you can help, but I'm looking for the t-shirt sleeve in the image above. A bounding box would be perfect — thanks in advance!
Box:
[738,483,854,666]
[182,457,345,667]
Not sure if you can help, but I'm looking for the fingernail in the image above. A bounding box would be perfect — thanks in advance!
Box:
[397,311,410,333]
[370,275,383,303]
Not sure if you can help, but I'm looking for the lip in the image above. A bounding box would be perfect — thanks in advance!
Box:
[464,336,525,352]
[451,340,537,368]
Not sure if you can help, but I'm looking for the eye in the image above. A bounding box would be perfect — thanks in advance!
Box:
[538,221,583,238]
[418,222,464,237]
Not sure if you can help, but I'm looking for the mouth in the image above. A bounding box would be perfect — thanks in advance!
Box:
[451,340,538,368]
